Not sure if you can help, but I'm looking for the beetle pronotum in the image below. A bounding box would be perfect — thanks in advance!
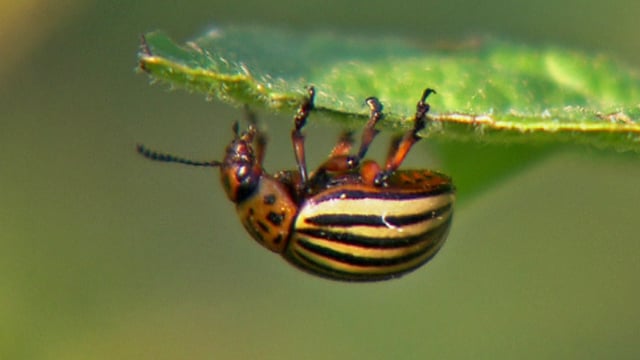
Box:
[138,87,455,281]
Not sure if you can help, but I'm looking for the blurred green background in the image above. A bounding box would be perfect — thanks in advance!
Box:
[3,1,640,359]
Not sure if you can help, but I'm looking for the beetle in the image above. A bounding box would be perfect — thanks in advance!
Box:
[137,87,455,281]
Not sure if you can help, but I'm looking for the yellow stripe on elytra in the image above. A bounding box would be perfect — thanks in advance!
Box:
[296,209,453,239]
[297,194,454,226]
[295,232,438,259]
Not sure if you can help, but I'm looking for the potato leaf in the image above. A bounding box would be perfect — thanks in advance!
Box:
[139,26,640,153]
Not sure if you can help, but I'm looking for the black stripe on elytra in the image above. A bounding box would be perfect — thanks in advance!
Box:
[297,216,453,249]
[288,249,399,281]
[295,230,442,267]
[290,245,442,281]
[312,185,453,203]
[305,203,452,228]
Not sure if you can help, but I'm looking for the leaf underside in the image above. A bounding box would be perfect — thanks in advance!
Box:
[138,26,640,152]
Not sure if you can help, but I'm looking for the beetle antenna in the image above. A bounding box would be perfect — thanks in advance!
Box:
[232,121,240,138]
[136,144,221,167]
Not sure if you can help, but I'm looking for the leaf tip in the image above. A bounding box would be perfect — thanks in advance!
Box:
[138,33,154,73]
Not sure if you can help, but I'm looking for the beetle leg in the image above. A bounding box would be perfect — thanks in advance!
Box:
[317,97,384,176]
[313,131,359,174]
[244,105,267,166]
[355,97,384,160]
[330,131,354,157]
[360,160,382,185]
[385,134,402,165]
[375,88,436,185]
[291,86,316,186]
[359,132,400,186]
[314,95,384,175]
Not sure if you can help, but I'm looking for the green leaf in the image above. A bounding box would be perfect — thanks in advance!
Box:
[138,26,640,153]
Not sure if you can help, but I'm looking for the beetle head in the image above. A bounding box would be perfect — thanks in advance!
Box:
[137,122,263,204]
[219,122,262,203]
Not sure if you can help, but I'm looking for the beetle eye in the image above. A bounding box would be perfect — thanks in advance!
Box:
[236,165,249,180]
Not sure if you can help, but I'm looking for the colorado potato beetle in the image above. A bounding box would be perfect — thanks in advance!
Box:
[137,87,455,281]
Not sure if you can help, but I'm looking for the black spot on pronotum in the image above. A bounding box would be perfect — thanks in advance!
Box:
[257,220,270,233]
[267,211,284,226]
[273,234,283,245]
[245,216,266,244]
[263,194,276,205]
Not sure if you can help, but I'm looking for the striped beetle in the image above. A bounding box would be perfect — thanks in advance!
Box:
[137,87,455,281]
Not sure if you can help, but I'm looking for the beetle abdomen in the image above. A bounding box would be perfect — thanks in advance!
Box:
[285,172,454,281]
